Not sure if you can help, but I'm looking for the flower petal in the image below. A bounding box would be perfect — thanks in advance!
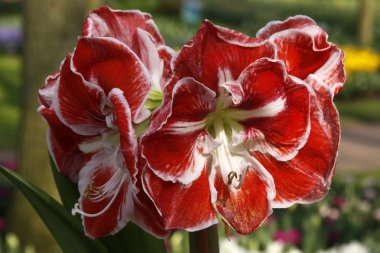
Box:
[76,151,133,239]
[108,88,138,181]
[233,59,311,161]
[131,186,171,238]
[143,166,217,231]
[211,164,274,234]
[168,20,275,94]
[38,106,93,182]
[38,72,59,108]
[142,78,216,184]
[256,15,318,40]
[73,37,152,123]
[53,54,108,136]
[158,46,176,89]
[257,16,346,94]
[82,6,164,49]
[253,78,339,207]
[131,156,170,239]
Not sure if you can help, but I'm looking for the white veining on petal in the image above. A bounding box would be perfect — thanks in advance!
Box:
[218,68,233,84]
[137,28,164,90]
[227,96,286,121]
[167,120,207,134]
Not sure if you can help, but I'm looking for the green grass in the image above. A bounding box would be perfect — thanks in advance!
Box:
[336,99,380,123]
[0,54,21,150]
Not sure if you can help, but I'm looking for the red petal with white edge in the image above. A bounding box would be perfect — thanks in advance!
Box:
[168,20,274,94]
[73,37,151,123]
[136,29,164,90]
[212,167,274,234]
[38,72,59,108]
[143,166,217,231]
[257,16,346,94]
[131,165,171,238]
[77,151,133,239]
[53,54,107,136]
[38,106,94,182]
[132,190,171,238]
[142,78,216,184]
[256,15,317,40]
[234,59,310,161]
[108,88,138,181]
[309,49,346,95]
[82,6,164,48]
[158,46,175,90]
[253,78,339,207]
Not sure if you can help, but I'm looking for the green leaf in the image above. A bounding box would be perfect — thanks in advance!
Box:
[0,166,108,253]
[121,223,167,253]
[49,155,79,211]
[49,155,167,253]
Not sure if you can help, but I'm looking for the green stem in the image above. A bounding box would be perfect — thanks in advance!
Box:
[189,225,219,253]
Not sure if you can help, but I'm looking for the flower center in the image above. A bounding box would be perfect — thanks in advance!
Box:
[144,87,163,111]
[205,94,248,189]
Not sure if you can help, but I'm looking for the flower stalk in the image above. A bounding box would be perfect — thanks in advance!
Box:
[189,225,219,253]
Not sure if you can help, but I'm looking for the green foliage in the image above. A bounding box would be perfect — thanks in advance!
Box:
[336,72,380,100]
[0,165,108,253]
[50,157,168,253]
[0,159,167,253]
[0,55,21,149]
[336,99,380,122]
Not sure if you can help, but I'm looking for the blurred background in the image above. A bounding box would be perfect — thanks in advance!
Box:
[0,0,379,252]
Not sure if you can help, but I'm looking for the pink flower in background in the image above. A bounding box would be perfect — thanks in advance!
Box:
[2,160,17,171]
[142,17,344,234]
[274,229,302,245]
[332,196,346,209]
[38,7,173,239]
[0,217,7,233]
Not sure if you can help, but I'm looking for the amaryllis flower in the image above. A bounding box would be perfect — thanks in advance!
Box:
[256,15,346,96]
[38,36,168,239]
[142,19,343,234]
[83,6,175,94]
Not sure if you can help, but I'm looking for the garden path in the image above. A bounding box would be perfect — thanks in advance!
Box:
[337,121,380,172]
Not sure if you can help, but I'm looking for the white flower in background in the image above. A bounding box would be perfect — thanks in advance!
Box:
[339,241,369,253]
[317,249,339,253]
[220,238,251,253]
[287,248,303,253]
[266,241,285,253]
[317,241,369,253]
[374,208,380,221]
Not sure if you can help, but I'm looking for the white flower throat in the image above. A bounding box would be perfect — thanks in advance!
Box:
[205,89,249,190]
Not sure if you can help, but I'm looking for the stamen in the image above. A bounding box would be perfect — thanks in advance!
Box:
[227,169,247,190]
[71,169,127,218]
[227,171,237,185]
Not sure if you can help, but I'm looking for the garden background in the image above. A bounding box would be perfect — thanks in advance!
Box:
[0,0,379,252]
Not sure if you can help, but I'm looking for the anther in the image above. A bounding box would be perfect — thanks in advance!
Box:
[227,171,238,185]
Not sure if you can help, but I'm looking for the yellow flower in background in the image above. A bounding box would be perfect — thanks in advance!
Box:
[342,45,380,77]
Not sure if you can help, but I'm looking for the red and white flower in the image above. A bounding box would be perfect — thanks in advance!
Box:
[257,15,346,96]
[38,7,174,239]
[141,19,343,234]
[83,6,175,94]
